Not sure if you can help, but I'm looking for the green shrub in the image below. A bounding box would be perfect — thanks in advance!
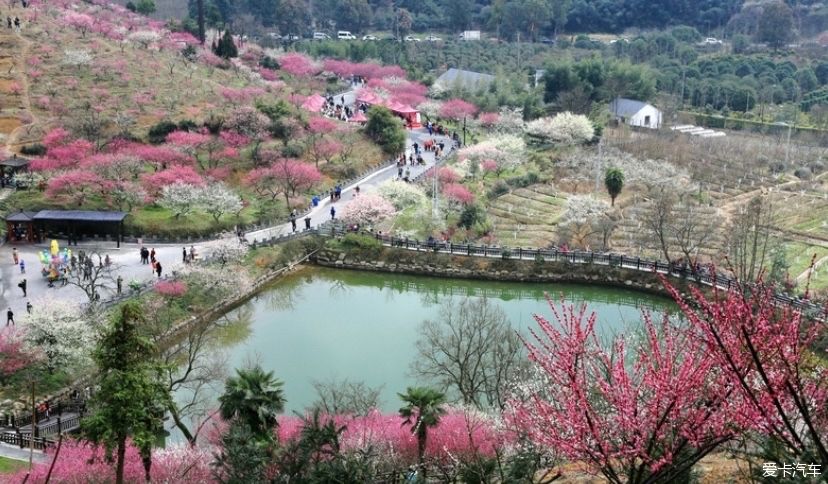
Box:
[459,204,486,229]
[486,180,510,199]
[281,142,304,158]
[505,172,540,188]
[260,56,279,70]
[331,233,383,257]
[147,120,178,144]
[19,144,46,156]
[501,248,513,259]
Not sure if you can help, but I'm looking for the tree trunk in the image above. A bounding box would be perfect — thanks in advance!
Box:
[116,437,126,484]
[141,449,152,482]
[197,0,205,45]
[418,430,427,480]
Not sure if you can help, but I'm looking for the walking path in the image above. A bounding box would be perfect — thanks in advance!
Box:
[0,127,451,321]
[245,128,451,243]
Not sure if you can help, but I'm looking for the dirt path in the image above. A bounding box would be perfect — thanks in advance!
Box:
[0,19,38,155]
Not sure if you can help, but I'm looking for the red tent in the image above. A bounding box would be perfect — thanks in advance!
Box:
[301,94,326,112]
[386,101,421,127]
[356,90,382,106]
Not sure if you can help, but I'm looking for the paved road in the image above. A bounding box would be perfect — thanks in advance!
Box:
[245,127,452,242]
[0,127,451,320]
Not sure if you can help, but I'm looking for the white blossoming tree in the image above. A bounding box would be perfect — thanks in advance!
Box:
[159,182,202,218]
[128,30,162,49]
[24,300,97,373]
[63,49,93,69]
[458,134,527,176]
[526,112,594,145]
[198,183,243,222]
[377,181,427,211]
[493,107,525,135]
[417,100,443,122]
[557,195,615,249]
[204,236,249,267]
[340,193,396,226]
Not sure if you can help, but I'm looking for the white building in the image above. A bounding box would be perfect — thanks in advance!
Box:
[609,98,662,129]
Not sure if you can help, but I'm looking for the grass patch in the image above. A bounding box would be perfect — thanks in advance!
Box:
[0,456,27,474]
[783,242,828,289]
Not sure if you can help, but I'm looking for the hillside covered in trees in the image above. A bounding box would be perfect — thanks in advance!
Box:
[171,0,828,39]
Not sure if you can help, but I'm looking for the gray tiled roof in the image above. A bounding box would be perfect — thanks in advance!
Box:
[609,97,655,117]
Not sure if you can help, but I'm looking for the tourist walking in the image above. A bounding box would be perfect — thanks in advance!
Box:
[116,275,123,295]
[18,278,26,297]
[189,246,196,262]
[12,247,18,265]
[330,206,336,220]
[26,301,32,314]
[150,248,156,263]
[182,247,188,263]
[304,216,311,230]
[19,259,25,273]
[140,247,149,264]
[6,308,13,326]
[290,214,297,232]
[155,261,163,278]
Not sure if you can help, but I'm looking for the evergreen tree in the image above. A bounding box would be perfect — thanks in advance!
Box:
[604,167,624,206]
[82,302,169,484]
[363,106,406,156]
[213,30,238,59]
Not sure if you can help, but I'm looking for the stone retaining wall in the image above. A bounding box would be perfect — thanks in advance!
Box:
[313,247,700,298]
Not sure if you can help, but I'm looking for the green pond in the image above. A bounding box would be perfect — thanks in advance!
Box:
[209,266,676,414]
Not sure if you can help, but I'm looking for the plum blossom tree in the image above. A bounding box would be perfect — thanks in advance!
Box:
[269,158,322,208]
[159,182,202,218]
[340,193,396,225]
[279,52,319,77]
[199,183,243,222]
[154,280,188,298]
[224,107,269,161]
[0,328,35,380]
[477,112,500,129]
[64,12,95,37]
[24,300,97,373]
[46,170,111,206]
[376,180,426,211]
[557,195,612,249]
[442,183,475,209]
[439,99,479,121]
[63,49,93,70]
[526,112,594,145]
[458,135,527,175]
[665,279,828,468]
[512,300,735,483]
[417,100,443,122]
[128,30,162,49]
[243,167,282,202]
[142,166,204,196]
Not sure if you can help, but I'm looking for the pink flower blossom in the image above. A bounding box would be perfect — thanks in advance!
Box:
[154,280,188,297]
[442,183,475,205]
[439,99,478,121]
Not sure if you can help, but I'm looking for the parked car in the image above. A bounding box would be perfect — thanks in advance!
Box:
[539,36,555,44]
[283,34,300,41]
[702,37,722,45]
[404,35,421,42]
[362,34,378,41]
[424,35,442,42]
[267,32,281,40]
[337,31,357,40]
[312,32,330,40]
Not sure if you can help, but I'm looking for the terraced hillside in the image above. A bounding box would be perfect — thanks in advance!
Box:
[488,184,566,247]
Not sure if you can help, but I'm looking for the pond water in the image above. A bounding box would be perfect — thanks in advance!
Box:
[206,266,675,414]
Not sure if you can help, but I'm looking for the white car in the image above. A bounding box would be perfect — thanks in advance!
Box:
[425,35,442,42]
[362,34,378,41]
[702,37,722,45]
[312,32,330,40]
[404,35,421,42]
[337,31,357,40]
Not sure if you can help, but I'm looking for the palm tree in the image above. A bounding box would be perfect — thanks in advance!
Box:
[219,365,285,438]
[604,167,625,206]
[398,387,446,478]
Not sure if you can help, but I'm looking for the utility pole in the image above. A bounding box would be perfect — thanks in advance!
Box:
[29,381,34,472]
[462,116,467,147]
[432,155,439,219]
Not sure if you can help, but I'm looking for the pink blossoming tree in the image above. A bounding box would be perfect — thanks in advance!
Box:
[340,193,396,226]
[512,300,736,483]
